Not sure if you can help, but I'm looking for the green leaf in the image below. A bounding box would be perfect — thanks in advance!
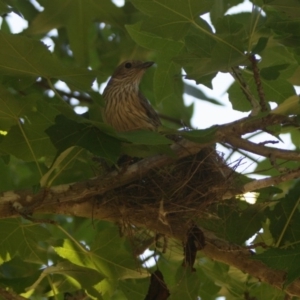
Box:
[119,278,149,300]
[266,181,300,246]
[54,225,147,281]
[0,84,31,130]
[171,267,202,299]
[0,93,59,162]
[27,0,125,66]
[46,115,121,163]
[0,157,43,192]
[259,45,298,80]
[184,82,222,105]
[0,124,56,162]
[130,0,213,40]
[255,185,283,204]
[252,37,269,53]
[0,31,95,90]
[260,64,289,80]
[0,0,12,15]
[118,130,171,145]
[27,260,104,293]
[289,126,300,148]
[8,0,39,21]
[40,146,84,187]
[122,143,175,158]
[199,201,263,245]
[0,263,41,294]
[126,22,188,121]
[175,31,247,84]
[0,219,51,264]
[153,59,183,105]
[246,281,286,300]
[272,95,300,115]
[253,246,300,286]
[180,126,217,143]
[126,22,184,54]
[264,0,300,19]
[228,71,296,112]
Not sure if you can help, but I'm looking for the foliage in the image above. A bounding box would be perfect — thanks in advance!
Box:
[0,0,300,299]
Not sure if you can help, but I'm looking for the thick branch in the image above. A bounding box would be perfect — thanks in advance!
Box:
[0,139,208,218]
[33,199,300,297]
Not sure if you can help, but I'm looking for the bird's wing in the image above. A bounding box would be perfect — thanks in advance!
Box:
[138,91,161,127]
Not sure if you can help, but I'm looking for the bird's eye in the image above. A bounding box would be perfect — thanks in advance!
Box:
[125,62,132,69]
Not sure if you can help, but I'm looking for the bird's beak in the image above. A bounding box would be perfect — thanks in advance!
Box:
[140,61,155,69]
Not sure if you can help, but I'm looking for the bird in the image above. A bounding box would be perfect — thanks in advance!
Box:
[102,60,161,132]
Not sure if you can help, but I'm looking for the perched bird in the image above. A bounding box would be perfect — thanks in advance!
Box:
[103,60,161,132]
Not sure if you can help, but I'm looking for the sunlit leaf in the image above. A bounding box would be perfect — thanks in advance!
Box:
[54,225,147,281]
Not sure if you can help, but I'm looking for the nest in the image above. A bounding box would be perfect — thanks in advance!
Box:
[107,147,238,226]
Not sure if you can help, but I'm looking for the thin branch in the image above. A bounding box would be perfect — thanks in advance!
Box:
[219,113,287,136]
[224,136,300,161]
[37,79,93,104]
[223,167,300,199]
[249,54,269,112]
[258,140,279,146]
[230,66,261,116]
[224,135,300,160]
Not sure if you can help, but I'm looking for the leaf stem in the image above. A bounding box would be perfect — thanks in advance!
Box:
[57,224,88,253]
[47,277,59,300]
[41,147,83,187]
[276,197,300,248]
[17,122,43,178]
[248,4,264,53]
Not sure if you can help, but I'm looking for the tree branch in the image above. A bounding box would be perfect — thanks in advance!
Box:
[0,139,209,218]
[249,54,269,113]
[29,198,300,297]
[224,135,300,160]
[0,113,297,219]
[243,167,300,193]
[222,167,300,199]
[230,66,261,116]
[219,113,287,136]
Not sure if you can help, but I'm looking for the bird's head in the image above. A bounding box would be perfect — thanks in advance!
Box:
[108,60,154,91]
